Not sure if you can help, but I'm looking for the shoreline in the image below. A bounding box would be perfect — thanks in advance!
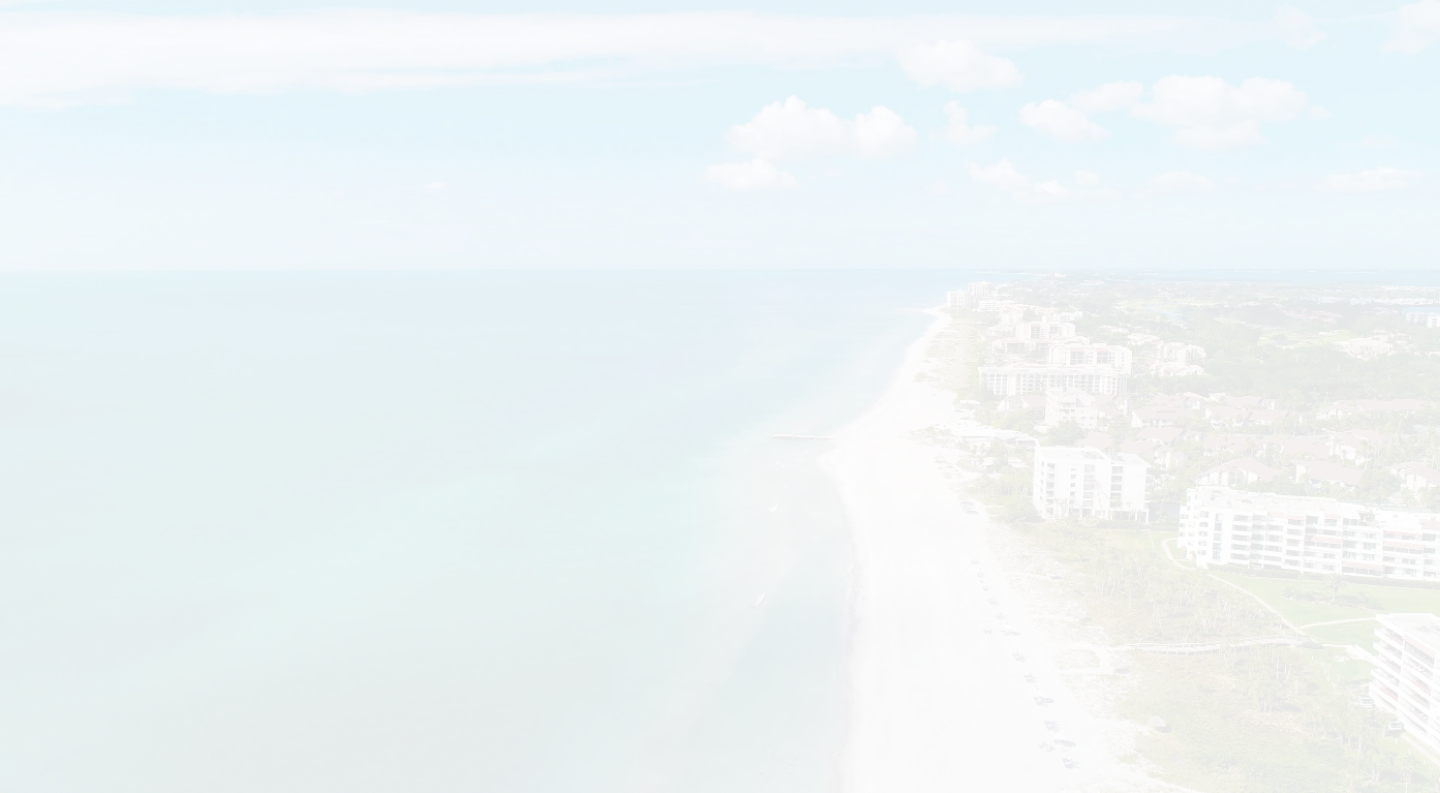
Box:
[821,308,1141,792]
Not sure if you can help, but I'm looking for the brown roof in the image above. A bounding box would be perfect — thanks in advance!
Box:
[1267,440,1330,460]
[1203,460,1284,483]
[1295,460,1364,486]
[1249,409,1291,423]
[1117,440,1163,460]
[1203,434,1249,451]
[1388,463,1440,486]
[1140,428,1186,446]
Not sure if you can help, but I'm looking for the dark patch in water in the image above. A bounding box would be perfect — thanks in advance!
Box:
[0,388,94,426]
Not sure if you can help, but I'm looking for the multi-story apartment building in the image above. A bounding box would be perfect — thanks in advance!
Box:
[993,320,1079,354]
[1371,613,1440,755]
[1042,388,1105,431]
[1178,486,1440,580]
[980,344,1133,398]
[981,365,1130,398]
[1046,343,1133,373]
[1033,446,1149,521]
[938,289,973,306]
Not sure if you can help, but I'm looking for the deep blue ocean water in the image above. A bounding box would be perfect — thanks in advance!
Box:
[0,271,957,792]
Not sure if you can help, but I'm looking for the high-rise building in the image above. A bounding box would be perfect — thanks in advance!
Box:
[1371,613,1440,754]
[1032,446,1149,521]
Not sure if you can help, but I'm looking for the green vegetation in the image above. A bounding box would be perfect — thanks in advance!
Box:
[1047,419,1085,444]
[1212,573,1440,629]
[1307,621,1380,647]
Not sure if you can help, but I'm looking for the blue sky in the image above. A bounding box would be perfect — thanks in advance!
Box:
[0,1,1436,270]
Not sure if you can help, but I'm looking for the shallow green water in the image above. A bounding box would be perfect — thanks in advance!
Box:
[0,270,954,792]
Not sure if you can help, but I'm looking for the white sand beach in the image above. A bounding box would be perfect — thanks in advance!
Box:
[824,310,1145,793]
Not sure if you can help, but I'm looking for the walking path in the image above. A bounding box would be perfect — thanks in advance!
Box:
[1301,618,1376,630]
[1157,538,1307,636]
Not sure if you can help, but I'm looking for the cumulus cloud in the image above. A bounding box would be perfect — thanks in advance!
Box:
[849,105,919,157]
[1175,119,1267,151]
[726,96,916,160]
[1019,99,1108,141]
[942,102,996,145]
[898,41,1021,91]
[1069,81,1144,114]
[1384,0,1440,53]
[1131,76,1310,149]
[1151,171,1215,191]
[1353,133,1400,148]
[0,11,1334,106]
[703,159,798,190]
[1013,179,1123,204]
[961,158,1031,191]
[1272,6,1326,49]
[1322,167,1420,193]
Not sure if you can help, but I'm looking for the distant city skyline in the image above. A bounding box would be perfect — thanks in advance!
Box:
[0,0,1435,269]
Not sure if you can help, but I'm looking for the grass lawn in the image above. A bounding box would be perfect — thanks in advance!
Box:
[1210,572,1440,630]
[1307,621,1379,647]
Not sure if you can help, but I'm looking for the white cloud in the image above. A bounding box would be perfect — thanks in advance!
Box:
[0,11,1326,106]
[849,106,919,157]
[1175,120,1267,151]
[897,41,1021,91]
[1069,81,1144,114]
[1151,171,1215,191]
[1384,0,1440,53]
[1353,134,1400,148]
[942,102,996,145]
[726,96,916,160]
[1272,6,1325,49]
[1008,179,1117,204]
[1074,170,1101,186]
[1019,99,1108,141]
[1132,76,1310,149]
[966,158,1032,193]
[703,159,797,190]
[1322,167,1420,193]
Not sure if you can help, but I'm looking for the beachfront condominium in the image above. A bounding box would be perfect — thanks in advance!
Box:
[1371,613,1440,755]
[1178,486,1440,580]
[980,343,1133,397]
[1032,446,1149,521]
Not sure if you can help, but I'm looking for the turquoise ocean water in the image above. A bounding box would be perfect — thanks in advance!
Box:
[0,271,956,792]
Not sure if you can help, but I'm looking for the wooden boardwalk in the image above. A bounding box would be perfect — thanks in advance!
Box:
[1128,633,1313,659]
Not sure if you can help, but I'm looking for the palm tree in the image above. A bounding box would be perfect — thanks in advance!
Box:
[1393,754,1416,788]
[1324,572,1347,604]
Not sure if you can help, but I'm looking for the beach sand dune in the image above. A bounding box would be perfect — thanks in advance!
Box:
[825,311,1101,793]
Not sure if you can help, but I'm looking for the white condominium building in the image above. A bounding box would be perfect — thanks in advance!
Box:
[980,343,1132,397]
[1046,343,1133,374]
[1178,486,1440,580]
[1033,446,1149,521]
[1371,614,1440,755]
[980,365,1129,397]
